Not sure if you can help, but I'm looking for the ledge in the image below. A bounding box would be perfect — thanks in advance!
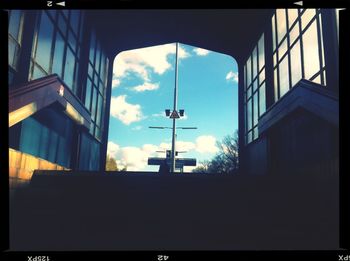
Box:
[9,74,91,129]
[258,80,339,134]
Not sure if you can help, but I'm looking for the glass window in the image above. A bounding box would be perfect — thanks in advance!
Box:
[89,32,96,62]
[247,56,251,86]
[301,9,316,30]
[58,13,67,34]
[247,99,252,131]
[9,10,22,40]
[69,10,80,35]
[96,94,103,127]
[278,37,288,60]
[272,15,276,51]
[33,64,47,79]
[253,92,258,126]
[52,32,65,77]
[288,9,299,28]
[252,47,257,77]
[85,79,92,109]
[276,9,287,43]
[64,46,75,89]
[35,12,54,72]
[259,68,265,84]
[274,68,279,101]
[259,83,266,116]
[8,38,18,68]
[68,30,77,52]
[279,55,290,97]
[289,23,300,44]
[91,88,97,121]
[290,40,302,86]
[258,34,265,71]
[303,20,320,79]
[253,79,258,92]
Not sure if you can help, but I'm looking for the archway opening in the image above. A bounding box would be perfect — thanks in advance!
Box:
[106,42,238,173]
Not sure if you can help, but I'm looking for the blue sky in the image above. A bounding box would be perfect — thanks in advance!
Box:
[107,43,238,171]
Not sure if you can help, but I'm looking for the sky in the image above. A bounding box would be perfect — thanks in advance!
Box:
[107,43,238,172]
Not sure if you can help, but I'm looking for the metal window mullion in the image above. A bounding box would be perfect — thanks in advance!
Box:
[316,12,325,85]
[298,11,305,80]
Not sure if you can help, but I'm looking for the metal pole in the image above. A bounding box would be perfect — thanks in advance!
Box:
[171,42,179,173]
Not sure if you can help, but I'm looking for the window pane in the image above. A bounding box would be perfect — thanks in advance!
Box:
[253,92,258,126]
[248,131,252,144]
[290,40,302,87]
[64,47,76,89]
[253,127,259,140]
[252,46,257,77]
[278,37,288,60]
[247,98,252,131]
[68,30,77,53]
[244,65,247,89]
[69,10,80,35]
[302,20,320,80]
[253,79,258,92]
[259,68,265,84]
[8,39,17,68]
[89,32,96,63]
[301,9,316,31]
[85,79,92,109]
[247,57,251,86]
[273,53,277,66]
[258,34,265,71]
[276,9,287,43]
[288,9,299,28]
[58,13,67,35]
[33,64,47,79]
[96,94,102,127]
[313,74,321,84]
[91,88,97,121]
[279,55,290,97]
[272,15,276,51]
[52,32,65,77]
[247,86,252,99]
[9,10,22,40]
[96,42,101,73]
[35,12,54,73]
[274,68,279,101]
[259,82,266,116]
[290,22,300,45]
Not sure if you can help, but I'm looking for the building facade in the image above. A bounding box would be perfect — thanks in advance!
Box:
[8,10,113,186]
[239,8,339,177]
[8,9,340,187]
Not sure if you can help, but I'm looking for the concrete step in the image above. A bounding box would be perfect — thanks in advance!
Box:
[10,171,339,250]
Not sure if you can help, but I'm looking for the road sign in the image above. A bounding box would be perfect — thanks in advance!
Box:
[148,157,196,166]
[169,110,180,119]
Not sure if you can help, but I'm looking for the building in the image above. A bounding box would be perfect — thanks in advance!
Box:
[8,9,339,185]
[8,10,113,187]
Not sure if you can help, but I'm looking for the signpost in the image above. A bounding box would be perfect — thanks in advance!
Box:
[148,43,197,173]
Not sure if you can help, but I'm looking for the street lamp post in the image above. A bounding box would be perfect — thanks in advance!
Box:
[171,42,179,173]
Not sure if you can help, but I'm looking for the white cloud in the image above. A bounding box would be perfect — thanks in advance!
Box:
[110,95,143,125]
[226,71,239,83]
[107,141,120,158]
[193,47,210,56]
[131,126,143,131]
[195,135,218,154]
[132,82,160,92]
[112,78,121,89]
[107,135,219,171]
[179,113,188,120]
[113,43,190,82]
[152,111,166,118]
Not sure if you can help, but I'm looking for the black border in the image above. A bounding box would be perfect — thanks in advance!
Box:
[2,0,350,260]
